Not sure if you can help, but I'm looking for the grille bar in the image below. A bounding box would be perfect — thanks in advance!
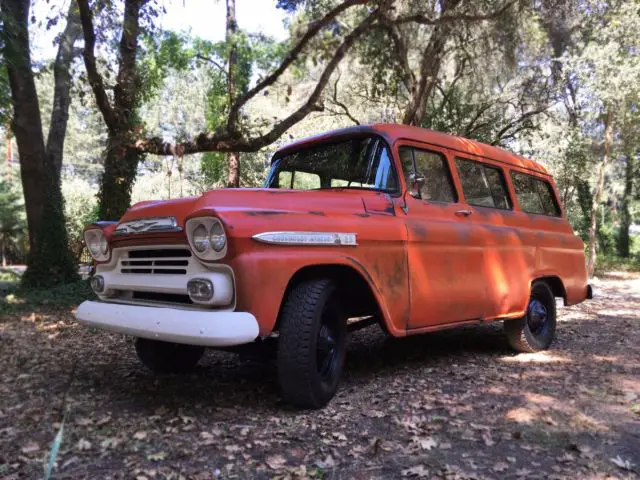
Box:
[120,248,192,275]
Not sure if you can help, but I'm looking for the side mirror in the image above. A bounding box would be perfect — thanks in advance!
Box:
[408,172,425,198]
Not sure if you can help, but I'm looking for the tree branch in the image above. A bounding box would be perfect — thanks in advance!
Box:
[194,53,228,76]
[490,108,546,145]
[328,75,360,125]
[135,9,378,155]
[76,0,116,129]
[379,16,415,94]
[46,1,83,174]
[226,0,368,129]
[113,0,143,116]
[394,0,516,26]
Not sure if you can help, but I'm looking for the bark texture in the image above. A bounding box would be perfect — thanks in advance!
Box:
[0,0,77,286]
[226,0,241,188]
[78,0,145,220]
[617,150,635,258]
[586,110,614,277]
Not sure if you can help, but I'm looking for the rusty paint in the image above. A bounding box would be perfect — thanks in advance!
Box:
[86,124,589,339]
[244,210,288,216]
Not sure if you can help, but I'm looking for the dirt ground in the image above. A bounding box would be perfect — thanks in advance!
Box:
[1,275,638,480]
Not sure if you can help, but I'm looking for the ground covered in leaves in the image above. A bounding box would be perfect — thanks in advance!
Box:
[1,275,639,479]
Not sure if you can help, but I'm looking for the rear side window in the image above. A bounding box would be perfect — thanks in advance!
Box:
[510,171,561,217]
[399,146,456,203]
[455,158,511,209]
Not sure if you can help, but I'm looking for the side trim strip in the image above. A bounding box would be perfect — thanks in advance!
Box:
[252,231,358,246]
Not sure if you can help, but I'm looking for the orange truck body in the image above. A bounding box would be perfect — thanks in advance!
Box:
[80,124,590,341]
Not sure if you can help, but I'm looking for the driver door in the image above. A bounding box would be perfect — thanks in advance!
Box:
[398,142,488,329]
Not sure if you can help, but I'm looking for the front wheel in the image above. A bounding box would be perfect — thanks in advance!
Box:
[504,281,557,353]
[277,279,347,409]
[135,338,204,373]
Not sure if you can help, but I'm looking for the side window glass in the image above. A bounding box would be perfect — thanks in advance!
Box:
[511,171,546,215]
[399,146,414,182]
[536,179,561,216]
[483,166,511,209]
[413,149,456,202]
[372,145,398,191]
[292,171,320,189]
[278,171,292,188]
[455,158,494,207]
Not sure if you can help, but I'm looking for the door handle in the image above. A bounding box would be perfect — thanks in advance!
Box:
[455,209,473,217]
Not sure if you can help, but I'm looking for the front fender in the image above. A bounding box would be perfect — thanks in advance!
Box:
[228,247,409,337]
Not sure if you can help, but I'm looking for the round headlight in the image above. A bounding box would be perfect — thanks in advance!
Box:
[210,222,226,252]
[99,235,109,254]
[88,232,101,256]
[192,224,210,252]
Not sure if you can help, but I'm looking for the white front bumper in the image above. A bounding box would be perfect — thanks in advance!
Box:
[75,301,259,347]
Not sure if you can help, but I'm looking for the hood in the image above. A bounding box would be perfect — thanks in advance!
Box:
[118,188,378,227]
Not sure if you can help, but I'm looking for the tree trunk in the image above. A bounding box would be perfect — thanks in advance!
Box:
[5,127,11,164]
[617,150,634,258]
[47,2,83,175]
[226,151,240,188]
[0,0,78,286]
[1,239,6,267]
[586,110,614,277]
[78,0,145,218]
[98,133,141,220]
[225,0,241,187]
[1,0,48,249]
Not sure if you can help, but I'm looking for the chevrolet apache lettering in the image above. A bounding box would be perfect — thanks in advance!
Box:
[75,124,593,409]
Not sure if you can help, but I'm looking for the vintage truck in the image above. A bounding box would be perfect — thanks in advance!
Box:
[76,124,592,408]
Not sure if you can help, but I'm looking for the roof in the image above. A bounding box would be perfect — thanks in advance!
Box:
[275,124,549,176]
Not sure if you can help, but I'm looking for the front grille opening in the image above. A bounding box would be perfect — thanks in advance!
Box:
[132,291,193,304]
[122,268,152,274]
[120,248,191,275]
[128,249,191,259]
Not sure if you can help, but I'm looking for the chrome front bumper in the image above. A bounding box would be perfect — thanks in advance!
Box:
[75,301,259,347]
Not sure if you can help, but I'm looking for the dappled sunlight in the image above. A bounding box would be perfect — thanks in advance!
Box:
[500,351,571,364]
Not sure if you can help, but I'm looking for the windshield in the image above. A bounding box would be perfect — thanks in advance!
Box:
[265,135,399,193]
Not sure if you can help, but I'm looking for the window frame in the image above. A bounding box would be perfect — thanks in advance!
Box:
[454,156,513,211]
[267,134,402,197]
[509,169,562,217]
[396,144,459,204]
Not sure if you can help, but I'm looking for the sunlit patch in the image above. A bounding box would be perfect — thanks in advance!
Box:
[524,393,555,405]
[592,355,620,362]
[500,351,571,364]
[505,407,536,423]
[597,308,639,317]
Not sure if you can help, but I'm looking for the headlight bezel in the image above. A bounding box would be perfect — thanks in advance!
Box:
[186,217,228,261]
[84,229,111,262]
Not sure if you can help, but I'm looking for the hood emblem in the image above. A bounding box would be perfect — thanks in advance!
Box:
[115,217,180,235]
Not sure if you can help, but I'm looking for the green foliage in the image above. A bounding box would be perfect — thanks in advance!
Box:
[201,152,227,186]
[0,278,95,315]
[0,177,26,265]
[0,267,20,282]
[21,180,78,288]
[61,176,98,259]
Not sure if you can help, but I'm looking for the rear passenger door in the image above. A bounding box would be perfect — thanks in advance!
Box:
[399,143,488,329]
[453,156,531,319]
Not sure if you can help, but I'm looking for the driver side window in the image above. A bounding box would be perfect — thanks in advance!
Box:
[399,146,457,203]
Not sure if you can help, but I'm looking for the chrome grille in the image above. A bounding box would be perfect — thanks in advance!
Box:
[119,248,191,275]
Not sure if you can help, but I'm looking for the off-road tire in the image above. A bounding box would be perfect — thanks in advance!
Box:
[504,281,557,353]
[135,338,204,373]
[277,279,347,409]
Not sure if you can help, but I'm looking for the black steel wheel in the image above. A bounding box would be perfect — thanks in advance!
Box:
[277,279,347,409]
[504,281,557,353]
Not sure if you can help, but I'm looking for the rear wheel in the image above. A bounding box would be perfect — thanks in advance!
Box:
[135,338,204,373]
[504,281,557,353]
[277,279,347,409]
